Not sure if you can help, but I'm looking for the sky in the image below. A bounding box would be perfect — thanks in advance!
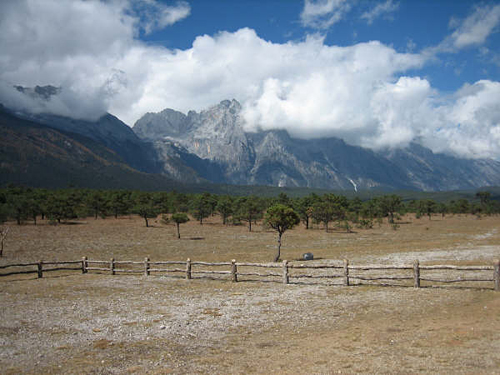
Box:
[0,0,500,160]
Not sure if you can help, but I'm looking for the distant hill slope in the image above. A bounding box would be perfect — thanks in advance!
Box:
[0,106,193,190]
[16,112,161,174]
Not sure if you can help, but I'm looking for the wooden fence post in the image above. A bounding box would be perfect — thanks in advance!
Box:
[282,260,289,284]
[343,259,350,286]
[494,259,500,292]
[82,256,87,274]
[413,260,420,288]
[110,258,115,275]
[186,258,192,280]
[37,260,43,278]
[144,257,150,276]
[231,259,237,282]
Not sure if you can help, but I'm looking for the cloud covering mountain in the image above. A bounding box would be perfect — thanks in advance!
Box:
[0,0,499,160]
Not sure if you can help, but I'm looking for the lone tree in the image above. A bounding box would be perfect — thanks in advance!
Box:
[264,204,300,262]
[171,213,190,239]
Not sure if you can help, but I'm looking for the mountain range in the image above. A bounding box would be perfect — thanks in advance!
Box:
[2,88,500,192]
[133,99,500,191]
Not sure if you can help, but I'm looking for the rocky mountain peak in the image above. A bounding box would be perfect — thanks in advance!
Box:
[218,99,242,113]
[133,108,190,140]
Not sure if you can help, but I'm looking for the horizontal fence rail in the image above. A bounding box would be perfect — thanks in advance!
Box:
[0,257,499,291]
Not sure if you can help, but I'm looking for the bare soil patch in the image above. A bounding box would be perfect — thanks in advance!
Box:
[1,214,499,374]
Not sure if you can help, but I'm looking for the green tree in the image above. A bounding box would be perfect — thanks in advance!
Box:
[476,191,491,207]
[311,194,347,232]
[437,202,448,218]
[31,189,49,220]
[275,192,292,207]
[132,193,159,227]
[235,196,264,232]
[476,191,491,214]
[170,213,190,239]
[216,195,234,225]
[264,204,300,262]
[311,201,334,232]
[155,192,172,214]
[452,199,471,214]
[45,194,66,224]
[328,194,348,226]
[189,193,213,225]
[0,204,8,225]
[294,195,316,229]
[7,194,29,225]
[45,191,83,224]
[108,191,131,218]
[376,195,402,224]
[170,191,190,213]
[360,199,380,221]
[348,197,363,222]
[417,199,437,220]
[26,197,41,225]
[85,190,107,219]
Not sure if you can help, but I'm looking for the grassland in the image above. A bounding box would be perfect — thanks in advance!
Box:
[1,214,499,374]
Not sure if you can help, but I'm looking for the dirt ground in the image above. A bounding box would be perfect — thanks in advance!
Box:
[1,214,499,374]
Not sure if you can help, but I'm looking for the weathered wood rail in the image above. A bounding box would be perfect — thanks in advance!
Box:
[0,260,84,277]
[1,257,499,291]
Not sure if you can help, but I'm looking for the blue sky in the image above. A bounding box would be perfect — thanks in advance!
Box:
[0,0,499,160]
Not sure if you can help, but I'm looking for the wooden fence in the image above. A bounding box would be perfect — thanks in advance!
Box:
[1,257,499,291]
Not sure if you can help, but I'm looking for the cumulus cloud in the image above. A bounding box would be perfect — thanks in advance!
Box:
[300,0,351,29]
[0,0,189,120]
[0,0,499,160]
[360,0,399,25]
[427,80,500,159]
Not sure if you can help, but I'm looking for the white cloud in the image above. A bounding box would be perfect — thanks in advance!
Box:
[300,0,350,29]
[0,0,189,120]
[431,4,500,53]
[429,80,500,159]
[131,0,191,35]
[451,4,500,49]
[0,0,499,160]
[360,0,399,25]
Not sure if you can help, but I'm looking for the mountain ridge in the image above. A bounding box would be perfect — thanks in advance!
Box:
[3,88,500,192]
[0,105,201,191]
[133,99,500,191]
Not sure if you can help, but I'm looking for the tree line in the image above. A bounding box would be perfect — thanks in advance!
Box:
[1,187,498,229]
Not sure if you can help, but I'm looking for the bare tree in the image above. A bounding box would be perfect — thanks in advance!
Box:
[0,226,9,257]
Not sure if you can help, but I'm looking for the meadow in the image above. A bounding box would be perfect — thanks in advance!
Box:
[1,213,499,374]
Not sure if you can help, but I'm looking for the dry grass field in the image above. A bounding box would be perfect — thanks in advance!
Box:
[1,213,500,374]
